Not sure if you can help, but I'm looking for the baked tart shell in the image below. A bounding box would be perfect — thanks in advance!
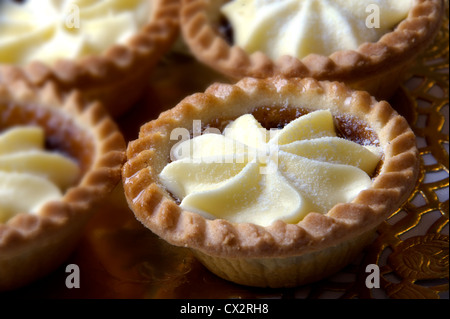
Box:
[123,77,420,288]
[180,0,444,100]
[0,0,181,118]
[0,80,126,291]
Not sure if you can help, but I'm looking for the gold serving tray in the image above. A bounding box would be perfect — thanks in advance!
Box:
[3,7,448,300]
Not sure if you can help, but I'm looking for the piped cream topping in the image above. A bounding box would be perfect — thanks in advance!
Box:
[159,110,382,227]
[221,0,413,60]
[0,126,80,223]
[0,0,152,65]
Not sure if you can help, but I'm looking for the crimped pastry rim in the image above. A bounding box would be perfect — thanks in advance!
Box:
[122,77,420,259]
[0,79,126,256]
[179,0,444,80]
[0,0,180,94]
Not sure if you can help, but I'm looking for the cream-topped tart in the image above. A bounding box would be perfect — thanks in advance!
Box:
[123,77,420,287]
[160,110,381,226]
[221,0,413,60]
[0,0,181,117]
[0,0,152,65]
[180,0,444,99]
[0,78,126,291]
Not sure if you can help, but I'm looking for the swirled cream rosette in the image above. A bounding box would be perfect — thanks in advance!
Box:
[160,110,382,227]
[180,0,444,99]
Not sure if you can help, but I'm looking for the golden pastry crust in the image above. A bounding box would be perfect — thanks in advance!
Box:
[180,0,444,99]
[0,0,180,117]
[123,77,420,287]
[0,79,126,291]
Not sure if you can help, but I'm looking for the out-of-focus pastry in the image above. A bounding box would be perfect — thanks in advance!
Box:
[180,0,444,99]
[0,78,126,291]
[0,0,180,117]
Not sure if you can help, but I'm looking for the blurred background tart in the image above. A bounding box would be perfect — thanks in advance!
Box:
[180,0,444,100]
[0,0,180,117]
[0,77,126,291]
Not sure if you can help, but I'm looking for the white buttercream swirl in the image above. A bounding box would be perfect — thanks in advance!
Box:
[159,110,382,226]
[0,126,80,223]
[221,0,413,60]
[0,0,151,65]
